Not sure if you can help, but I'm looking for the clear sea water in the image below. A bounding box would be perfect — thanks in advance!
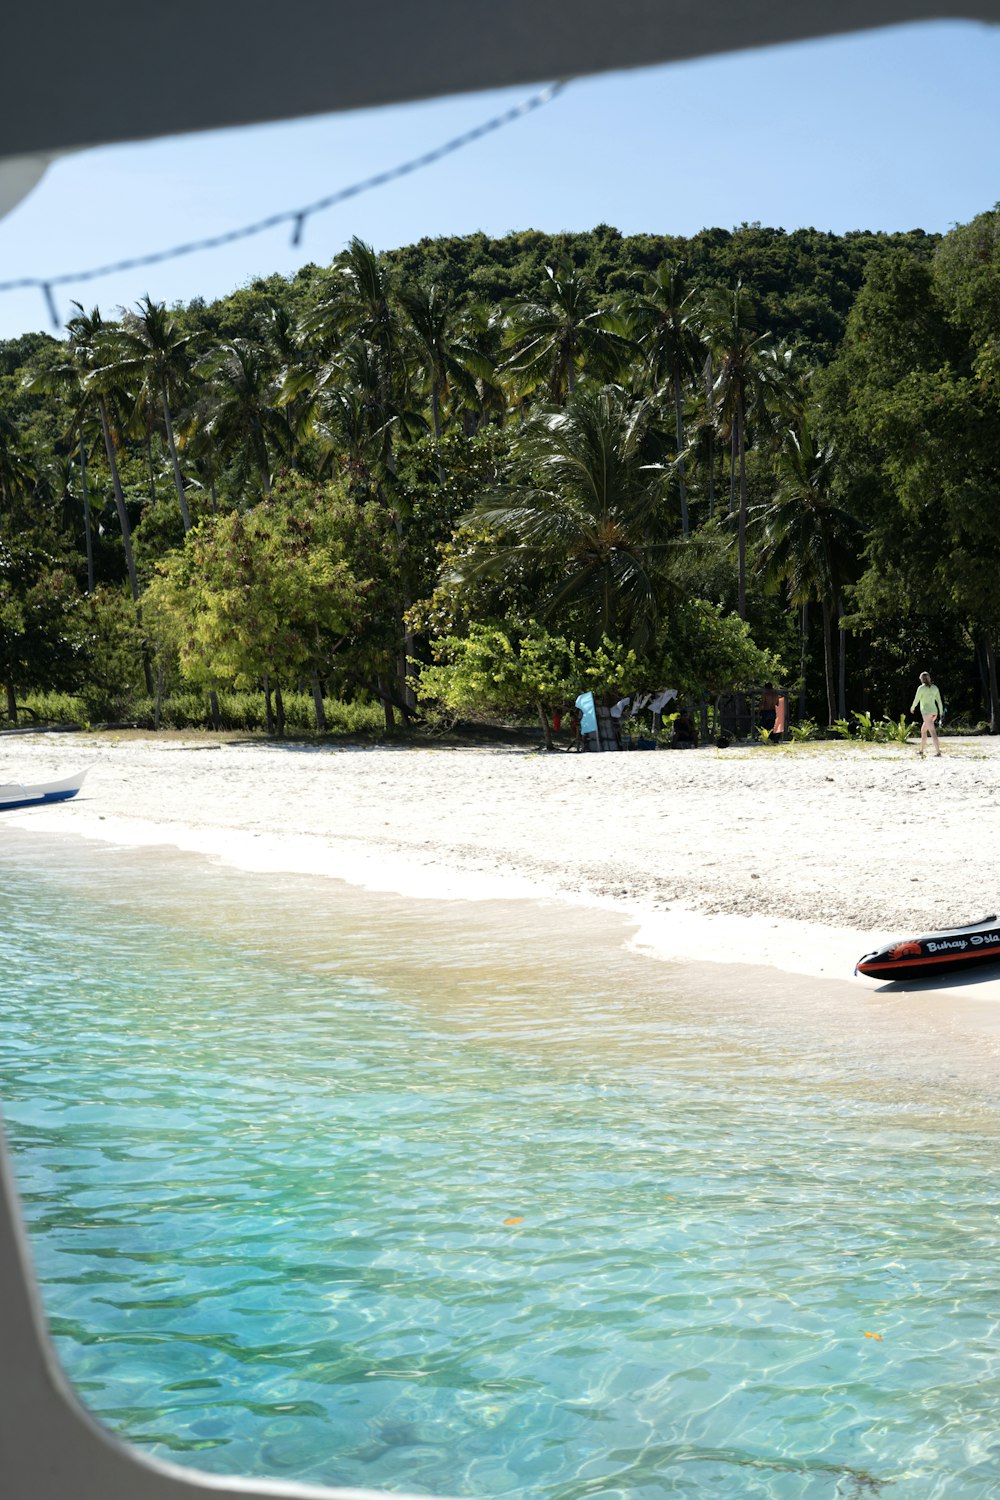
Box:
[2,828,999,1499]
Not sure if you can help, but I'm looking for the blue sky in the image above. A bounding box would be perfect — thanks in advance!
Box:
[1,20,998,340]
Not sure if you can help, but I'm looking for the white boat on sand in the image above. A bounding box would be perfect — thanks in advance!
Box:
[0,770,87,811]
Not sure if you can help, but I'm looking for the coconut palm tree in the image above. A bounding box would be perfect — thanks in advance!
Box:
[0,410,36,516]
[258,300,316,472]
[503,257,631,407]
[301,342,394,491]
[398,285,492,472]
[701,283,777,620]
[105,295,197,531]
[752,417,858,723]
[626,261,703,535]
[59,305,154,693]
[299,238,408,472]
[194,339,284,500]
[298,241,431,717]
[457,300,508,430]
[22,345,104,591]
[462,384,671,650]
[64,306,142,606]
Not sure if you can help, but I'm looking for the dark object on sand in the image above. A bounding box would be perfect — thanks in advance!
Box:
[856,915,1000,980]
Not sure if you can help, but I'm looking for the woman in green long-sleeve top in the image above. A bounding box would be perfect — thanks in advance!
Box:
[911,670,943,758]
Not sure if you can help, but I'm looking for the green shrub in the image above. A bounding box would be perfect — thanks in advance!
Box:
[878,714,912,745]
[17,691,88,725]
[851,710,881,743]
[18,689,384,737]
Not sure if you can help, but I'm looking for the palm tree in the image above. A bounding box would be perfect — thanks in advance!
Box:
[298,240,427,718]
[462,385,671,650]
[106,295,196,531]
[258,300,315,472]
[22,348,101,591]
[64,306,142,606]
[626,261,703,535]
[295,340,395,492]
[702,283,777,619]
[0,410,36,517]
[457,300,508,430]
[60,305,154,694]
[195,339,283,499]
[503,257,631,406]
[299,238,407,472]
[76,422,96,593]
[752,417,858,723]
[398,285,490,471]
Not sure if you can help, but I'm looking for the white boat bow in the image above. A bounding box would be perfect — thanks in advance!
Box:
[0,769,88,810]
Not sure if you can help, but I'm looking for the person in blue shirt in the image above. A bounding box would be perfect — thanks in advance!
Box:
[910,671,943,758]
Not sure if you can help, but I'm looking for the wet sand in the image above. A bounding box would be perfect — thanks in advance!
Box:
[4,731,1000,1052]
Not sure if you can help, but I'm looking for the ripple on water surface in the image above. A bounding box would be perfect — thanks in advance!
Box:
[2,831,999,1500]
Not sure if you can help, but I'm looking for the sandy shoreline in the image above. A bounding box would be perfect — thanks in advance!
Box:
[5,731,1000,993]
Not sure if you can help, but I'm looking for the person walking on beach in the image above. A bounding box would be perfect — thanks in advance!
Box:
[911,670,943,758]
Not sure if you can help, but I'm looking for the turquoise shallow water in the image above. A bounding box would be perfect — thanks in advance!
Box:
[1,831,999,1499]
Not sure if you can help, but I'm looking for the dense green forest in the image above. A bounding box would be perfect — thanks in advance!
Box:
[2,211,999,740]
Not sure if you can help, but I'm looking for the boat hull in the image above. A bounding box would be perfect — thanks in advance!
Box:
[0,771,87,811]
[856,915,1000,980]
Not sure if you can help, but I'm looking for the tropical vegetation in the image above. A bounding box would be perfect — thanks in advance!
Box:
[3,212,1000,738]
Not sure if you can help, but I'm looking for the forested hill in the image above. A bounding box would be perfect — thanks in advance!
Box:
[382,224,940,360]
[161,222,939,363]
[3,208,999,741]
[2,222,938,372]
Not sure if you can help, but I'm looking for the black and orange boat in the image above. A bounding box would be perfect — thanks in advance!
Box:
[856,915,1000,980]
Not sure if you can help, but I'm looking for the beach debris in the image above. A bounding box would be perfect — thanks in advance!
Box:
[862,1331,883,1341]
[502,1216,523,1225]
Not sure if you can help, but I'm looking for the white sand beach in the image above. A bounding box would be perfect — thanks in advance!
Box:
[5,731,1000,1001]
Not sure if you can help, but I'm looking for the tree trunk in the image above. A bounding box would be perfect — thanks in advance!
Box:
[311,670,327,732]
[253,416,271,498]
[274,681,285,738]
[162,384,192,531]
[704,354,716,520]
[146,429,157,506]
[79,428,94,593]
[736,394,747,620]
[209,690,221,731]
[707,434,716,520]
[377,673,395,734]
[98,396,154,696]
[729,426,737,518]
[431,384,446,485]
[974,637,988,722]
[154,662,165,731]
[837,596,846,720]
[799,600,809,719]
[984,629,1000,734]
[98,397,140,604]
[822,599,836,726]
[6,684,17,725]
[387,505,415,714]
[672,365,688,536]
[263,675,274,736]
[536,701,554,750]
